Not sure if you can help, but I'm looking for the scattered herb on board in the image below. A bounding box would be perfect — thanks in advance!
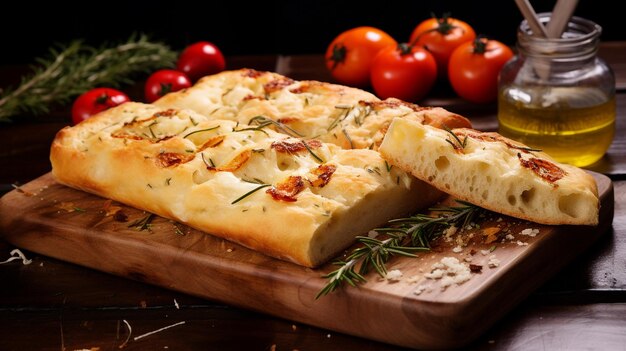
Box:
[0,34,177,122]
[128,213,155,232]
[316,200,482,298]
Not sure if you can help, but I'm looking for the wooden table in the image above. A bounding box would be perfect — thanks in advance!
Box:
[1,43,625,351]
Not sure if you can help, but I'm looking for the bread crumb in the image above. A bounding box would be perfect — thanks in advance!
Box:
[367,230,379,238]
[414,285,427,295]
[445,225,458,238]
[480,249,491,256]
[385,269,403,281]
[452,246,463,253]
[516,240,529,246]
[406,275,421,284]
[488,255,500,268]
[505,234,515,241]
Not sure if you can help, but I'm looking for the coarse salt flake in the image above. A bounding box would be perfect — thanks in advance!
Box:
[414,285,427,295]
[424,257,472,290]
[445,225,458,238]
[488,255,500,268]
[520,228,540,237]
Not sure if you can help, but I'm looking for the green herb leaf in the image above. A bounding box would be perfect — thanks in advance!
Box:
[183,125,220,138]
[231,184,271,204]
[128,213,155,232]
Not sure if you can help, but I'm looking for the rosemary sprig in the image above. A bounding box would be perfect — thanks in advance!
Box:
[0,34,177,122]
[316,200,482,298]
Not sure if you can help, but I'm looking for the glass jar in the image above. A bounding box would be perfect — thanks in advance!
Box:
[497,13,615,167]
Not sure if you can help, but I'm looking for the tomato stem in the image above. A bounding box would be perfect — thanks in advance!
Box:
[160,83,173,96]
[397,43,413,55]
[95,93,109,105]
[409,13,463,48]
[329,43,347,71]
[432,12,455,35]
[472,36,489,54]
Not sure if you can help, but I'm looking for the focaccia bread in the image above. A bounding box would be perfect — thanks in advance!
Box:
[379,118,599,225]
[50,103,444,267]
[154,69,471,150]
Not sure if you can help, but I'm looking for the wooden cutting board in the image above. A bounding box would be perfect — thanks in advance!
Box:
[0,172,613,349]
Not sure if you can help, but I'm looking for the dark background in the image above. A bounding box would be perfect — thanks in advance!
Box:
[0,0,622,65]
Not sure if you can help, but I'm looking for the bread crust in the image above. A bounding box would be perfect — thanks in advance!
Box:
[154,69,472,150]
[379,118,599,225]
[51,103,444,267]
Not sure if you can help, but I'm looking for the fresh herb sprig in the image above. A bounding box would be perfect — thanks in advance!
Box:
[316,200,482,298]
[0,34,177,122]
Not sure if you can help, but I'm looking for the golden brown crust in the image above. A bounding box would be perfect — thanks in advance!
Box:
[51,103,444,267]
[154,69,471,150]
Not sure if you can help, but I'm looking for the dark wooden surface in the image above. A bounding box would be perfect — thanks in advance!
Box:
[0,172,614,350]
[1,42,626,350]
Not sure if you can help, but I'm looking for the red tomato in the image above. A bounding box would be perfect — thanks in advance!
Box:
[176,41,226,82]
[370,43,438,102]
[448,37,514,103]
[325,26,397,88]
[409,14,476,77]
[71,88,130,125]
[144,70,192,103]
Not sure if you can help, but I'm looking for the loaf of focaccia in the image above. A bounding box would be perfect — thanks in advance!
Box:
[379,118,599,225]
[154,69,471,150]
[51,103,444,267]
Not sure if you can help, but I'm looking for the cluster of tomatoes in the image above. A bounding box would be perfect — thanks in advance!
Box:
[325,14,514,104]
[71,42,225,125]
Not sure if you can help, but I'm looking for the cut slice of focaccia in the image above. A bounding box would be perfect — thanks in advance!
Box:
[379,118,599,226]
[50,103,444,267]
[154,68,471,150]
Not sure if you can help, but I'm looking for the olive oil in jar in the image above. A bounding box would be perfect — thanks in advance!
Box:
[497,14,616,167]
[498,87,615,167]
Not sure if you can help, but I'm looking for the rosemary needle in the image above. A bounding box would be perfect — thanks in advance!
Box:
[231,184,271,204]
